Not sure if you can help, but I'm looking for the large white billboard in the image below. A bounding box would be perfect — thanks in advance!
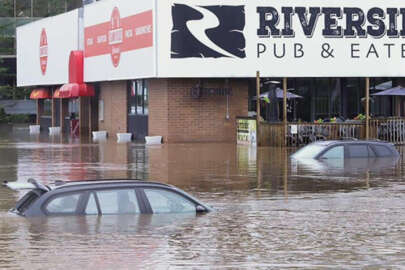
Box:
[84,0,155,82]
[157,0,405,77]
[17,10,79,87]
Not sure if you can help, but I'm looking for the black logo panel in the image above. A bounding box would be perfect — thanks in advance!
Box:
[171,4,246,58]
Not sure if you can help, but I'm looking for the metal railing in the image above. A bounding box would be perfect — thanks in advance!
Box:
[370,118,405,144]
[259,118,405,146]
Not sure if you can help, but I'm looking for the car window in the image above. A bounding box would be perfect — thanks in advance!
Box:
[373,145,393,157]
[15,190,42,214]
[46,193,80,214]
[320,146,344,159]
[95,189,140,215]
[85,192,98,215]
[347,145,370,158]
[144,188,196,214]
[291,144,326,159]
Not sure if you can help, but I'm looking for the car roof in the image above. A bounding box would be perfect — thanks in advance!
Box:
[309,139,394,147]
[52,179,172,191]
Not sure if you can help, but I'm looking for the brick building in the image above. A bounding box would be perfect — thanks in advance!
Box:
[17,0,405,144]
[16,0,251,143]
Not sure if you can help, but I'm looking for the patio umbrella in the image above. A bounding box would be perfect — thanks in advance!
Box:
[371,86,405,96]
[370,80,392,90]
[253,88,303,100]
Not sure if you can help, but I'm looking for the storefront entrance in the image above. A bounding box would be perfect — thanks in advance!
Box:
[127,80,148,140]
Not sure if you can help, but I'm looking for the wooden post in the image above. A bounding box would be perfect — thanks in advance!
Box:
[283,78,288,147]
[365,77,370,140]
[256,71,260,146]
[257,147,262,190]
[283,148,288,200]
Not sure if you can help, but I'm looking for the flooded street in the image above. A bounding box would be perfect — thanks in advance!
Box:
[0,124,404,269]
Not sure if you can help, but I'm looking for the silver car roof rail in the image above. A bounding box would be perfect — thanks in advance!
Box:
[27,178,51,191]
[3,178,51,192]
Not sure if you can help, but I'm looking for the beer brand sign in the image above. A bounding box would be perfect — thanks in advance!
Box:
[84,7,153,68]
[84,0,155,82]
[39,28,48,75]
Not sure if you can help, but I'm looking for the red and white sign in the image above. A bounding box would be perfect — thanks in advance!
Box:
[84,0,155,82]
[17,9,79,87]
[85,7,153,67]
[110,7,122,67]
[39,28,48,75]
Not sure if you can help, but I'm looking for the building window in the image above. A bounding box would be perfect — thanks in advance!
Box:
[98,99,104,121]
[68,98,79,118]
[43,99,51,116]
[33,0,77,17]
[128,80,148,116]
[0,0,14,17]
[16,0,31,17]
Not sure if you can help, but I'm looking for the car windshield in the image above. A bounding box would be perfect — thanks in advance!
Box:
[291,144,327,159]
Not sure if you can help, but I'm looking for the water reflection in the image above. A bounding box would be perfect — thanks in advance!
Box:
[0,124,405,268]
[292,156,399,175]
[27,213,198,234]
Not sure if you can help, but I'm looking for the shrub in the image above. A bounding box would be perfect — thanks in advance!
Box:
[8,114,30,123]
[0,107,7,123]
[0,108,31,123]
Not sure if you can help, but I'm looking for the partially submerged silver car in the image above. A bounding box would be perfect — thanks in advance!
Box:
[4,179,212,217]
[291,140,399,160]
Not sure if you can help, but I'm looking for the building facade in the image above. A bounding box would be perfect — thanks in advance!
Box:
[16,0,405,144]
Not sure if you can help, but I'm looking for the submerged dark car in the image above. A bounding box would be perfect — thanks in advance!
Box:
[291,140,399,160]
[4,179,212,217]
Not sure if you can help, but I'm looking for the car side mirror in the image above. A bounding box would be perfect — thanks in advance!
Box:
[196,205,206,213]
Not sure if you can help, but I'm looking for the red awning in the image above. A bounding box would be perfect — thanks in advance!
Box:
[53,88,61,98]
[59,83,95,98]
[30,88,51,99]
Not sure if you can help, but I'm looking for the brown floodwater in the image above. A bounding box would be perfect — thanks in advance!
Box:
[0,124,404,269]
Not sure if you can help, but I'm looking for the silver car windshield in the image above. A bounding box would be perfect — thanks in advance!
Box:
[291,144,326,159]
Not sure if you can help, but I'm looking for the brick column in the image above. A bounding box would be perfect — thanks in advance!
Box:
[60,99,69,133]
[79,96,90,136]
[51,97,57,127]
[36,99,44,125]
[89,95,99,133]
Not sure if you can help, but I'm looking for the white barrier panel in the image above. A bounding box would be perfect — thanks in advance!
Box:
[117,133,132,143]
[92,131,108,141]
[29,125,40,134]
[145,136,162,144]
[48,127,61,136]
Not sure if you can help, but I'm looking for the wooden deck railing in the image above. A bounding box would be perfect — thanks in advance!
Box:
[370,118,405,144]
[258,122,285,147]
[259,118,405,146]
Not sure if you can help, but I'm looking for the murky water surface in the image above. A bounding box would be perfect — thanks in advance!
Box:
[0,124,404,269]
